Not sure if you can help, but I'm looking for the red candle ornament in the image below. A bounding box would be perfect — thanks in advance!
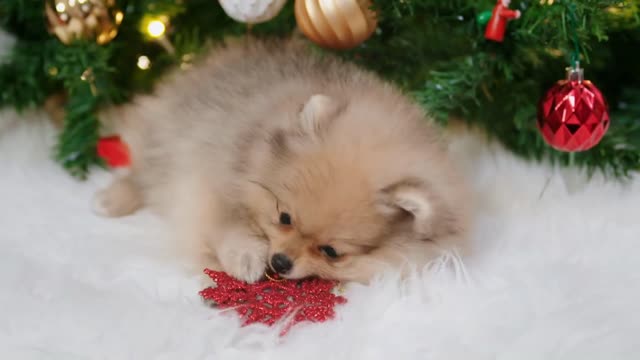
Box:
[484,0,521,42]
[199,269,347,335]
[537,64,610,152]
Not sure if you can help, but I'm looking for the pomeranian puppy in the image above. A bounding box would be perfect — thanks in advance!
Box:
[94,38,470,284]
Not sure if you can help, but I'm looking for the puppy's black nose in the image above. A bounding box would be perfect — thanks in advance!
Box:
[270,253,293,274]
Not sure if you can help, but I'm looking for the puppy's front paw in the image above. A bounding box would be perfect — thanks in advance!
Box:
[92,178,141,217]
[92,190,123,217]
[217,235,269,283]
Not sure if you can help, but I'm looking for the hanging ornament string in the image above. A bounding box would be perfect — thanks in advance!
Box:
[566,2,581,69]
[567,2,581,166]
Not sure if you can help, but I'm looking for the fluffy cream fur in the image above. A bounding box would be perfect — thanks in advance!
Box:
[94,39,470,283]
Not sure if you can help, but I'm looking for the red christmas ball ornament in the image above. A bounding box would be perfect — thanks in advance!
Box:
[537,64,610,152]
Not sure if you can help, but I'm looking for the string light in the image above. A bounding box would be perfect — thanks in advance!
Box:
[146,20,166,38]
[140,15,174,54]
[114,11,124,24]
[137,55,151,70]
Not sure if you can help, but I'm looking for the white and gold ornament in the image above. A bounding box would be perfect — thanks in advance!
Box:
[218,0,287,24]
[45,0,123,45]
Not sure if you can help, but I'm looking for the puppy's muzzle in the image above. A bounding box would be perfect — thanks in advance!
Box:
[270,253,293,274]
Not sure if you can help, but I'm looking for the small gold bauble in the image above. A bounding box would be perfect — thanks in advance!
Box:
[294,0,377,50]
[45,0,124,45]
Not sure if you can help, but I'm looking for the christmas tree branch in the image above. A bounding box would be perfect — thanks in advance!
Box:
[0,38,62,110]
[48,41,117,178]
[0,0,638,178]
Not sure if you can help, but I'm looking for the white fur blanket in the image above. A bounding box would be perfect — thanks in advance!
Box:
[1,31,638,360]
[1,112,638,359]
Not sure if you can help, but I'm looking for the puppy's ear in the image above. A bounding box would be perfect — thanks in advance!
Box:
[377,180,435,236]
[378,179,463,239]
[299,94,343,136]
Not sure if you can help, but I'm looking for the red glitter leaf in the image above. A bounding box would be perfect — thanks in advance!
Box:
[199,269,347,335]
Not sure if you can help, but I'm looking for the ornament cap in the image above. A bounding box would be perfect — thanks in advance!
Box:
[565,62,584,82]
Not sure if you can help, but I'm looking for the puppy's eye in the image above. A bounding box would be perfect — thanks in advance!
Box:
[279,212,292,225]
[319,245,339,259]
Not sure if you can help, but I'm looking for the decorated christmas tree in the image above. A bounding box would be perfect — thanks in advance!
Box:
[1,0,639,178]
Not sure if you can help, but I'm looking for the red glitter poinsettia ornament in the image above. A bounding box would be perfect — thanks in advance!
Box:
[537,63,610,152]
[199,269,347,335]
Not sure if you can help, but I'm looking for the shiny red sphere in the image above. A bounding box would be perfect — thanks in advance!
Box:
[537,79,610,152]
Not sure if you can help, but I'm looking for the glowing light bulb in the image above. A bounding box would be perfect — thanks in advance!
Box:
[147,20,166,38]
[137,55,151,70]
[55,2,66,12]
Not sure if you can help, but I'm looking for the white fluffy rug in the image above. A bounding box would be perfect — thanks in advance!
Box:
[1,111,639,359]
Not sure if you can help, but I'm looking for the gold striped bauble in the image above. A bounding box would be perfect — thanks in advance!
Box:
[294,0,377,50]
